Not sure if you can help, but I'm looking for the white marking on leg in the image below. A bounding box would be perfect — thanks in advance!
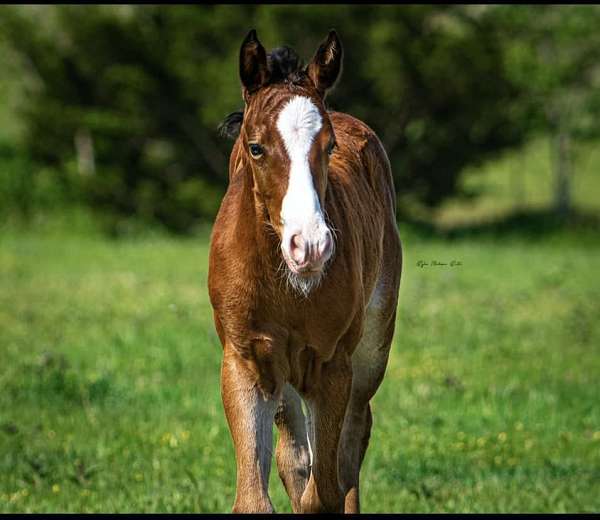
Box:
[304,401,315,467]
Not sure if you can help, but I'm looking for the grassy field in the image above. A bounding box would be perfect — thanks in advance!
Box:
[1,216,599,513]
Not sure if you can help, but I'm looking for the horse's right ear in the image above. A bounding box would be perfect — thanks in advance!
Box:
[239,29,270,102]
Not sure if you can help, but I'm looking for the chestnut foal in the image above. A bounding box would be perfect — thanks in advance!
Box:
[208,29,402,513]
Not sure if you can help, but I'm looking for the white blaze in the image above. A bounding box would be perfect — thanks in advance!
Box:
[276,96,325,237]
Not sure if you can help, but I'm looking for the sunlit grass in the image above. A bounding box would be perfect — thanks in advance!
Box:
[435,137,600,226]
[0,221,598,512]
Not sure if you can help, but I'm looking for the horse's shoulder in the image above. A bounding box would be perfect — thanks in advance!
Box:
[327,111,389,175]
[328,111,378,142]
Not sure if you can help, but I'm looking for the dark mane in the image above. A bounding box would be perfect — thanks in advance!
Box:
[218,46,306,140]
[218,110,244,140]
[267,46,305,84]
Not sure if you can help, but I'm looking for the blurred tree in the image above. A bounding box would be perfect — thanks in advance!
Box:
[0,5,529,232]
[492,5,600,216]
[255,5,527,211]
[0,5,244,232]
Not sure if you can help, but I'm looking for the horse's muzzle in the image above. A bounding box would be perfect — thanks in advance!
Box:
[285,229,333,275]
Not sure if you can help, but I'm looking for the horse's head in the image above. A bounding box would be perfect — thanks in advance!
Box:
[230,29,342,294]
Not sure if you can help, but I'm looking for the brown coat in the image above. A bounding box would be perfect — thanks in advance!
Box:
[207,29,401,514]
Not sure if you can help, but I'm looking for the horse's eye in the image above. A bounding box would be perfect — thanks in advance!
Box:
[327,140,336,156]
[249,143,264,158]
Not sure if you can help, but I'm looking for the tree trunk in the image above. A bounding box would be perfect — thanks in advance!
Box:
[551,125,572,217]
[74,128,95,177]
[511,148,526,211]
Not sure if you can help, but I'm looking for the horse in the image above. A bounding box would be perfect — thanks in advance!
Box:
[208,29,402,513]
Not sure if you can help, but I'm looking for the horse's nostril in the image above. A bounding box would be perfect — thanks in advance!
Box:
[290,234,307,264]
[318,231,333,259]
[288,232,332,269]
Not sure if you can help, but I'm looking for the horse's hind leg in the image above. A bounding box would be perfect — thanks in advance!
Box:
[339,305,397,513]
[339,394,374,513]
[274,384,311,512]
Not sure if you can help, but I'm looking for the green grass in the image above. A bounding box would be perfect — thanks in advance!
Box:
[1,220,599,513]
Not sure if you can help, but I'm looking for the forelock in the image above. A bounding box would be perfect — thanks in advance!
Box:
[267,46,306,85]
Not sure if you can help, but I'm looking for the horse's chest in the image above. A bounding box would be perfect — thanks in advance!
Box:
[218,283,358,396]
[256,291,353,354]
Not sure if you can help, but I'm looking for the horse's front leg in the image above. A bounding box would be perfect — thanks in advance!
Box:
[300,348,352,513]
[221,345,278,513]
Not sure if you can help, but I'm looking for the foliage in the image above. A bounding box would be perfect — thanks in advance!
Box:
[0,143,77,224]
[491,5,600,140]
[0,5,533,232]
[489,5,600,215]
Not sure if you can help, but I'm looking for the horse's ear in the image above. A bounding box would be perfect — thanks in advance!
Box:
[239,29,270,102]
[306,30,343,98]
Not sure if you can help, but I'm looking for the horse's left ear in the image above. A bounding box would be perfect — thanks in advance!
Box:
[306,30,343,98]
